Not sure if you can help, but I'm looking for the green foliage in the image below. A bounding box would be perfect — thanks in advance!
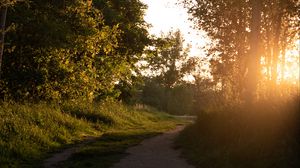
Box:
[141,77,195,115]
[0,101,179,167]
[0,0,150,102]
[144,30,197,88]
[139,30,198,114]
[165,84,194,114]
[94,0,150,59]
[0,102,99,167]
[1,0,118,101]
[114,75,144,104]
[141,77,166,111]
[92,0,150,101]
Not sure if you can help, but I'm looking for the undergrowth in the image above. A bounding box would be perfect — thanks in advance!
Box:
[0,101,179,167]
[177,96,300,168]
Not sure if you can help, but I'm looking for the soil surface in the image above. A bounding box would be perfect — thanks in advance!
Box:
[43,136,97,168]
[111,125,195,168]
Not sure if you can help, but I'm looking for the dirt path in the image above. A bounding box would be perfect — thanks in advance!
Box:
[44,118,195,168]
[43,136,97,168]
[111,125,195,168]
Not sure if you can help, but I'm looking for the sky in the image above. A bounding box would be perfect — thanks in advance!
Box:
[140,0,209,57]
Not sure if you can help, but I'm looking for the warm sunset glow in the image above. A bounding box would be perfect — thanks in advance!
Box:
[280,49,299,84]
[141,0,209,57]
[261,40,299,87]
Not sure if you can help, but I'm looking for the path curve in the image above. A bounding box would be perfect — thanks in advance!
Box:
[44,136,97,168]
[111,125,195,168]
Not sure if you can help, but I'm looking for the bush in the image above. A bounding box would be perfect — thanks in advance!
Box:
[178,96,300,168]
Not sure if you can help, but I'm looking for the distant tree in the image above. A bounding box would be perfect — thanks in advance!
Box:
[141,77,166,110]
[140,30,197,114]
[144,30,197,89]
[115,75,144,104]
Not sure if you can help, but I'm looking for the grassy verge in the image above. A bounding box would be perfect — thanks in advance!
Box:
[177,97,300,168]
[58,119,178,168]
[0,101,182,168]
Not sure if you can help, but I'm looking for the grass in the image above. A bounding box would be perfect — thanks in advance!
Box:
[58,104,182,168]
[58,129,169,167]
[177,96,300,168]
[0,101,182,168]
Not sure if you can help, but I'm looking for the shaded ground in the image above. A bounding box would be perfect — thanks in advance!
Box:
[44,136,98,168]
[111,125,195,168]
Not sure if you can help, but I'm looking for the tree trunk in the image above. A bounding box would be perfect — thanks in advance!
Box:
[245,0,262,105]
[271,9,282,95]
[280,45,286,83]
[266,26,272,82]
[0,6,7,78]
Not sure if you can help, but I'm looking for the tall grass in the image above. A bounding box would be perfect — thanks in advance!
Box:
[177,96,300,168]
[0,101,177,167]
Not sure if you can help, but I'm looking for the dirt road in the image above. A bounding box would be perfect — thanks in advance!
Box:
[111,125,195,168]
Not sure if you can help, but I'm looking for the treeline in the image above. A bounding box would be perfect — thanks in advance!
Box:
[0,1,205,115]
[0,0,299,113]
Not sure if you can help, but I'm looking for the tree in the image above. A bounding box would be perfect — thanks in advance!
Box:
[245,0,262,104]
[0,0,19,77]
[0,6,7,76]
[182,0,252,103]
[93,0,150,76]
[144,30,197,89]
[1,0,121,101]
[92,0,151,101]
[260,0,299,95]
[140,30,197,114]
[0,0,153,102]
[182,0,299,104]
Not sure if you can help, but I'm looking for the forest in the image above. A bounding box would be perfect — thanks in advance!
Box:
[0,0,299,168]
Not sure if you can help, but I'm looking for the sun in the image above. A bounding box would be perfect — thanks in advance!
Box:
[280,49,299,84]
